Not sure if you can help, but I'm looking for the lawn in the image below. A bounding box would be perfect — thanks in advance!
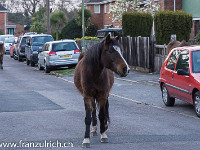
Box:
[51,68,75,75]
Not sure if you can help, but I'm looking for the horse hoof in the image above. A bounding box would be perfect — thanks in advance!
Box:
[91,131,97,136]
[82,143,90,148]
[100,132,108,143]
[82,138,90,148]
[101,138,108,143]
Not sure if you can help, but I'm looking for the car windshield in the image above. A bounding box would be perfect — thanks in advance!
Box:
[32,36,53,46]
[97,31,106,37]
[0,36,14,42]
[52,42,78,52]
[192,50,200,73]
[5,38,15,43]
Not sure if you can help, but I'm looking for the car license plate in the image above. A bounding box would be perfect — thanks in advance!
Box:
[60,55,72,58]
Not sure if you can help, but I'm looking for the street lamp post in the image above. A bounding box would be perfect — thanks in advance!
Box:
[82,0,86,52]
[47,0,51,34]
[174,0,176,11]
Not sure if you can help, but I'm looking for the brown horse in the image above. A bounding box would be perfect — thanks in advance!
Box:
[74,35,130,148]
[166,40,190,54]
[0,42,4,69]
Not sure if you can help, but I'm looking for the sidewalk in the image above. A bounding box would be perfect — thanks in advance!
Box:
[58,70,160,87]
[114,70,160,86]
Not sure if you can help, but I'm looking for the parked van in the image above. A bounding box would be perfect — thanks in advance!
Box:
[25,34,54,66]
[96,28,122,39]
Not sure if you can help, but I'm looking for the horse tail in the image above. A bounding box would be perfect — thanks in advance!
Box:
[78,52,85,62]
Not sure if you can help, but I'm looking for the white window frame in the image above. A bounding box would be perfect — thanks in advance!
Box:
[94,4,100,14]
[104,4,107,13]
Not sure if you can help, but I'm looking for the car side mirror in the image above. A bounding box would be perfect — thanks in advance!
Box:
[177,69,189,76]
[37,49,42,53]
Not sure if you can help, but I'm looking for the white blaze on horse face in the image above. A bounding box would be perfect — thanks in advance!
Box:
[113,45,130,73]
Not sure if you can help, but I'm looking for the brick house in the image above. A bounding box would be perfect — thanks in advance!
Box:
[85,0,121,29]
[0,4,24,37]
[86,0,199,39]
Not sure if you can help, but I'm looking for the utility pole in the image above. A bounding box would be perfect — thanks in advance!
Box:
[174,0,176,11]
[47,0,50,34]
[82,0,85,52]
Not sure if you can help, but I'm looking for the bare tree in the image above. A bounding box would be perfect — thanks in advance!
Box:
[21,0,41,16]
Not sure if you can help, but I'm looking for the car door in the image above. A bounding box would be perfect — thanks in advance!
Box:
[163,49,180,97]
[172,50,192,103]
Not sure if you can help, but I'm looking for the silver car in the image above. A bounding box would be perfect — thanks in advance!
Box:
[3,37,15,54]
[38,40,81,73]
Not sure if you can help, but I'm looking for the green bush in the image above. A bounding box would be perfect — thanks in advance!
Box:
[154,10,192,45]
[86,24,98,36]
[61,18,82,39]
[194,31,200,44]
[122,12,153,37]
[52,31,61,40]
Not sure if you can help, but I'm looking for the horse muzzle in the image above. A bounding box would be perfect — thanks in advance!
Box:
[117,66,130,77]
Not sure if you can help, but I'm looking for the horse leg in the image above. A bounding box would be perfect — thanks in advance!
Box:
[98,99,108,143]
[0,55,3,69]
[104,99,109,131]
[91,99,97,136]
[82,97,92,148]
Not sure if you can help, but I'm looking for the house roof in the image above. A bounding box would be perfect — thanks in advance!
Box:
[0,4,8,12]
[85,0,115,4]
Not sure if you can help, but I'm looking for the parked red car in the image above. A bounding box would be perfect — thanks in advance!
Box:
[159,45,200,117]
[9,38,18,58]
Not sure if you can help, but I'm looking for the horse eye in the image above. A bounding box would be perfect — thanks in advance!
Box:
[109,49,114,53]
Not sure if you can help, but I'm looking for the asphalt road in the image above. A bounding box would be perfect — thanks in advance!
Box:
[1,55,200,150]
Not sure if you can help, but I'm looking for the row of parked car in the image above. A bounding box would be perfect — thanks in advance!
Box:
[2,33,81,73]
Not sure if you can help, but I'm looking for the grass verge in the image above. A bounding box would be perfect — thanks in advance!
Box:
[51,68,75,76]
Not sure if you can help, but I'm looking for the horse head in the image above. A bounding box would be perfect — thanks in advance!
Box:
[100,35,130,77]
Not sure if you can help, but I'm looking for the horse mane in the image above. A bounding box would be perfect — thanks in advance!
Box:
[84,41,102,66]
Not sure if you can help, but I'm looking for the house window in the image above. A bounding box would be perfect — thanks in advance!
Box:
[104,4,107,13]
[7,28,14,35]
[94,4,100,14]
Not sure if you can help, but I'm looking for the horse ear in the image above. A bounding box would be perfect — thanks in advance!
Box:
[115,36,120,41]
[105,34,111,44]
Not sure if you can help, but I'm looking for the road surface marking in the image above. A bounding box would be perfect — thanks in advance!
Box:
[57,76,200,120]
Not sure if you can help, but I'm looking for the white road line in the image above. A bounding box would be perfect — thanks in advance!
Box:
[57,76,200,120]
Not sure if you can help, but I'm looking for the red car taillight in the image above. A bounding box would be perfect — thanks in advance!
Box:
[19,45,22,52]
[48,51,57,56]
[74,49,81,54]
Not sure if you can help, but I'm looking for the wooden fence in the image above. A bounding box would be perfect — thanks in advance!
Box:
[154,44,167,73]
[119,36,155,72]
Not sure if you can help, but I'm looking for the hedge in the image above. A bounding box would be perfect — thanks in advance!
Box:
[122,12,153,37]
[154,10,192,45]
[61,18,82,39]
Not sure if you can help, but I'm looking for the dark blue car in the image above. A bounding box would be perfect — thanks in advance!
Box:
[25,34,54,66]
